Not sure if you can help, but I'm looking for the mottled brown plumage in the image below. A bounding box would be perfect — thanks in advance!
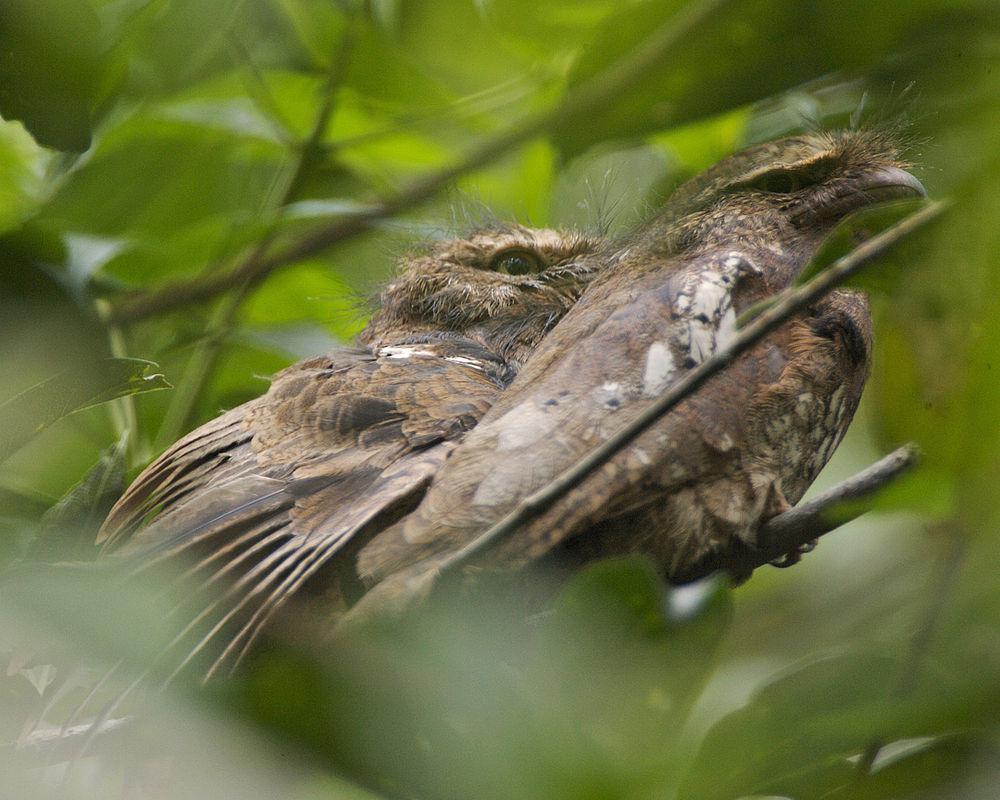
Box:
[100,128,925,656]
[352,129,923,618]
[97,225,604,673]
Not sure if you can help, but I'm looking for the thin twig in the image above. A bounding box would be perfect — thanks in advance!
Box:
[749,443,919,567]
[671,444,920,582]
[93,299,150,469]
[436,201,947,575]
[105,0,736,324]
[151,288,249,451]
[152,21,359,449]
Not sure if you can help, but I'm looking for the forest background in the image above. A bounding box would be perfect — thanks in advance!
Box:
[0,1,998,798]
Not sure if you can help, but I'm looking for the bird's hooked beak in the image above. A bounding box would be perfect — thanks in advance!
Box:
[799,165,927,224]
[864,166,928,200]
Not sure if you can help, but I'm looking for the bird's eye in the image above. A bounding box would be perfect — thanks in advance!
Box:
[738,158,836,195]
[755,169,802,194]
[489,248,544,276]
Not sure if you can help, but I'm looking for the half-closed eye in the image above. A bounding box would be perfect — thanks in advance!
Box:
[733,157,837,195]
[489,248,545,275]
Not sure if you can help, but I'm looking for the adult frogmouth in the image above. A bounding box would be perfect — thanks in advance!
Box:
[100,128,926,653]
[354,128,925,616]
[97,225,604,674]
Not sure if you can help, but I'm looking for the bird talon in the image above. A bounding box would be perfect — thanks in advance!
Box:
[769,539,818,568]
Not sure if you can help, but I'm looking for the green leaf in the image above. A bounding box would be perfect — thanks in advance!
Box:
[344,19,453,110]
[0,487,51,521]
[794,198,930,288]
[553,0,988,157]
[41,115,290,240]
[488,0,629,49]
[825,735,988,800]
[391,1,537,97]
[0,358,170,459]
[550,555,674,638]
[26,433,128,562]
[538,560,733,786]
[105,0,254,98]
[0,120,48,235]
[678,650,995,800]
[0,0,103,151]
[274,0,349,68]
[330,89,455,186]
[0,487,53,568]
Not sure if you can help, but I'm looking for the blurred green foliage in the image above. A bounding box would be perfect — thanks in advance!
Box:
[0,1,998,798]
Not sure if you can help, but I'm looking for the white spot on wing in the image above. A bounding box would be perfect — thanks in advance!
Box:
[444,355,485,372]
[642,341,675,397]
[724,252,761,274]
[379,346,436,359]
[689,325,715,364]
[795,392,815,419]
[716,307,737,349]
[683,270,736,365]
[593,382,625,411]
[714,432,734,452]
[690,272,727,320]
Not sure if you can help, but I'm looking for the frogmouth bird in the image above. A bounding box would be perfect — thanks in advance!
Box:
[100,128,926,658]
[97,225,604,673]
[353,128,926,617]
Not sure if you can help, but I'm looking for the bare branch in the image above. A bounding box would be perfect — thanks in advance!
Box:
[437,202,947,574]
[655,444,921,584]
[749,443,919,565]
[105,0,736,324]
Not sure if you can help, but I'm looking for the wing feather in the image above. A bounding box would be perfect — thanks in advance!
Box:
[97,340,505,674]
